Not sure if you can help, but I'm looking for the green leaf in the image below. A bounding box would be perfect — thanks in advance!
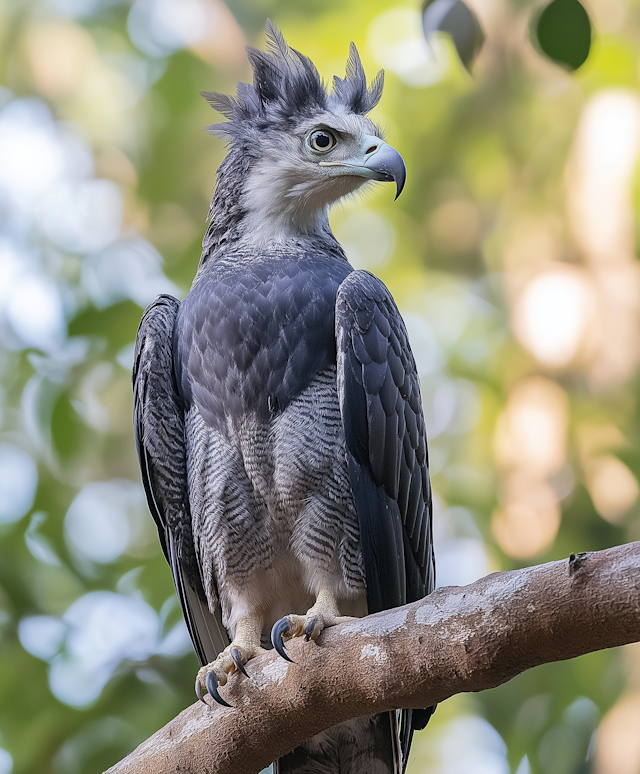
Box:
[532,0,592,71]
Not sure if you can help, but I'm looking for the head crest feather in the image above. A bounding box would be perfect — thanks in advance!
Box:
[202,20,384,139]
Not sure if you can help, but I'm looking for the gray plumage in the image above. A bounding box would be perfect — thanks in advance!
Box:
[133,21,434,774]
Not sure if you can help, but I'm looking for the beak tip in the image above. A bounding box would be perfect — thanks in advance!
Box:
[394,168,406,200]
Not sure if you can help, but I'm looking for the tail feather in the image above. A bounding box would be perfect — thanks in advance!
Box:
[274,713,400,774]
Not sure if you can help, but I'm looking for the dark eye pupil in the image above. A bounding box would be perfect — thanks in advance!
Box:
[311,131,334,150]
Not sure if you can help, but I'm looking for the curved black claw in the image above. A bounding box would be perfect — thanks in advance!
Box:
[195,677,206,705]
[205,669,232,708]
[303,617,317,642]
[231,647,249,678]
[271,617,295,663]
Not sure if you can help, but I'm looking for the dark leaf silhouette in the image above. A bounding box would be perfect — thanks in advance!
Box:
[422,0,485,71]
[532,0,592,71]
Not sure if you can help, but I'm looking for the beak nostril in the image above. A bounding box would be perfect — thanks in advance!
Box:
[365,145,377,155]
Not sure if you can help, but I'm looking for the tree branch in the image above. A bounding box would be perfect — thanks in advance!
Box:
[105,542,640,774]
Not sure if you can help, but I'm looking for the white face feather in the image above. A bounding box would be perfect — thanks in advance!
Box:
[239,111,384,245]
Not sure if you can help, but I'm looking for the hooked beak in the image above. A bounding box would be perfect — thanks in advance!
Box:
[319,137,407,200]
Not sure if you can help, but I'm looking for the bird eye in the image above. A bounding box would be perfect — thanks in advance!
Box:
[308,130,336,153]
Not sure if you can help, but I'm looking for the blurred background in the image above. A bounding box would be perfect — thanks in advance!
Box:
[0,0,639,772]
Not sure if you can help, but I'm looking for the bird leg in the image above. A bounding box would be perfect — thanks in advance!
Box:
[196,615,266,707]
[271,588,355,662]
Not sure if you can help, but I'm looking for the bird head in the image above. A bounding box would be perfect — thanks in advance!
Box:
[201,21,405,242]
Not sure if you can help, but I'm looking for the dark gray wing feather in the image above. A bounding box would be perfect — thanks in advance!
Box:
[133,294,228,666]
[336,271,436,765]
[336,271,435,608]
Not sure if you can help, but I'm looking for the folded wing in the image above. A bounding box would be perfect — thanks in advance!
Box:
[132,294,228,666]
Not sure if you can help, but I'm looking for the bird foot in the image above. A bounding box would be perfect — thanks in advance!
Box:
[196,617,265,707]
[271,591,355,662]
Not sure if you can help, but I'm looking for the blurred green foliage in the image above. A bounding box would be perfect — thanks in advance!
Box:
[0,1,640,773]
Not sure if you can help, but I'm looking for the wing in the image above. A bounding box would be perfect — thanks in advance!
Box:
[336,271,436,759]
[336,271,435,610]
[132,294,229,666]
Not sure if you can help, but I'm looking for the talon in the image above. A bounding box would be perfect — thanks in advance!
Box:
[195,677,206,704]
[231,647,249,677]
[271,617,295,663]
[205,670,232,708]
[303,618,316,642]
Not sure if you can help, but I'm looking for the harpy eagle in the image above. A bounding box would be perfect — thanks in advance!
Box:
[133,21,435,774]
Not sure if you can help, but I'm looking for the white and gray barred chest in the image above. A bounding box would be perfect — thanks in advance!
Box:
[184,366,366,623]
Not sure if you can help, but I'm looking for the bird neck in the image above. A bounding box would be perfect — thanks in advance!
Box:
[198,149,249,266]
[198,145,335,268]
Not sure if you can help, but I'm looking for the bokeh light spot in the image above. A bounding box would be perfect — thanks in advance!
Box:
[18,615,66,661]
[82,239,180,310]
[0,100,64,203]
[128,0,212,57]
[438,715,509,774]
[0,444,38,525]
[6,275,67,352]
[368,8,450,87]
[0,749,12,774]
[494,377,568,477]
[25,22,96,100]
[50,591,161,706]
[492,485,561,559]
[41,179,122,253]
[513,267,596,368]
[594,693,640,774]
[64,481,147,564]
[586,455,638,523]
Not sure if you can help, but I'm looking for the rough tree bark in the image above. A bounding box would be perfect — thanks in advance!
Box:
[105,542,640,774]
